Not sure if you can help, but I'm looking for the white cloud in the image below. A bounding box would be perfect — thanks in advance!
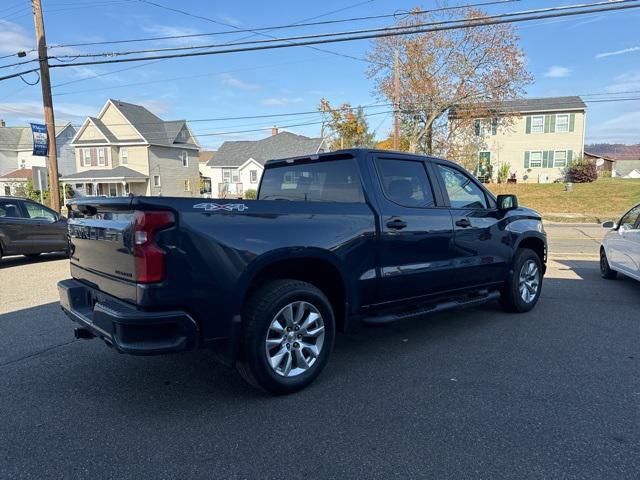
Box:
[141,25,203,46]
[0,101,98,124]
[604,71,640,93]
[217,73,260,90]
[0,20,35,57]
[544,66,572,78]
[587,109,640,143]
[261,97,304,106]
[596,46,640,59]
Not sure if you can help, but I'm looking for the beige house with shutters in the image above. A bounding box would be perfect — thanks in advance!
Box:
[450,96,586,183]
[62,99,200,199]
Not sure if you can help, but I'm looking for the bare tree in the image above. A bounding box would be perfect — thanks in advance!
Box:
[367,4,533,161]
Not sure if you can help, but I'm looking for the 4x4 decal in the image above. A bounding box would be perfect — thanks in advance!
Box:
[193,202,249,212]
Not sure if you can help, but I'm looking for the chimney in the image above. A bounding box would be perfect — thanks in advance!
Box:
[0,118,5,127]
[271,126,279,136]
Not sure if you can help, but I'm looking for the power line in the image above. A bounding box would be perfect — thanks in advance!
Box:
[24,0,636,71]
[44,0,522,50]
[48,1,636,62]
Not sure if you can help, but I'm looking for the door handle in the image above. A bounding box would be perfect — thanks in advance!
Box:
[386,218,407,230]
[455,218,471,228]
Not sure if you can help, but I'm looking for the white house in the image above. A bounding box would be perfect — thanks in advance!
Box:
[200,128,325,198]
[0,120,77,176]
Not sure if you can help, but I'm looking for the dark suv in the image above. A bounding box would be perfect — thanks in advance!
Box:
[0,197,68,261]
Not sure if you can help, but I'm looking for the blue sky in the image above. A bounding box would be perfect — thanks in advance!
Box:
[0,0,639,149]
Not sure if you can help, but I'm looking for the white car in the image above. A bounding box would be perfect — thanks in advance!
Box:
[600,203,640,281]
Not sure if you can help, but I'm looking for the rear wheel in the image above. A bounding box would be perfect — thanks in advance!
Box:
[236,279,335,394]
[501,248,543,313]
[600,248,617,279]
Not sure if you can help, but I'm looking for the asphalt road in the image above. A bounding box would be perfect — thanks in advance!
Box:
[1,225,638,479]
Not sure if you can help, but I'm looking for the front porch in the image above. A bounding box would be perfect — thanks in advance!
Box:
[60,166,149,203]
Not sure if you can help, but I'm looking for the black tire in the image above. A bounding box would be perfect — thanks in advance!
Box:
[600,248,617,279]
[236,279,335,394]
[24,253,41,259]
[500,248,543,313]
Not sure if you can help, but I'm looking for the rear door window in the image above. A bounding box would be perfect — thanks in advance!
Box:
[0,200,24,218]
[259,158,364,202]
[375,159,435,208]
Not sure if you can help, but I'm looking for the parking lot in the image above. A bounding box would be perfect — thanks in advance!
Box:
[1,224,638,479]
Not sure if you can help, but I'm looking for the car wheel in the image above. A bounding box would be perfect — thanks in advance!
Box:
[600,248,617,279]
[500,248,543,313]
[236,279,335,394]
[24,253,41,259]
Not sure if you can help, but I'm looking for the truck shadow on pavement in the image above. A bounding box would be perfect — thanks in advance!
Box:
[1,260,638,408]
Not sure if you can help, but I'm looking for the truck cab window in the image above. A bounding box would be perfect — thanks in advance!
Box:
[259,158,364,202]
[436,165,488,209]
[376,159,435,208]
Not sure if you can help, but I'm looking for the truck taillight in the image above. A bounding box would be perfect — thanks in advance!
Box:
[133,210,175,283]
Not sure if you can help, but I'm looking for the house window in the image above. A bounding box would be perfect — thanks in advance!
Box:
[4,186,10,196]
[531,115,544,134]
[184,179,191,191]
[529,151,543,168]
[83,148,91,167]
[98,148,105,166]
[250,170,258,183]
[20,159,26,169]
[120,148,128,165]
[153,175,161,187]
[222,168,239,183]
[554,150,567,167]
[556,114,569,133]
[181,151,188,167]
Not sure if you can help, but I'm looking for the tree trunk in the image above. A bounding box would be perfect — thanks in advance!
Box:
[425,123,433,155]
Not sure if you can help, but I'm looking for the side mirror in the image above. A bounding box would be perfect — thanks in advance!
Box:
[602,221,616,229]
[497,194,518,211]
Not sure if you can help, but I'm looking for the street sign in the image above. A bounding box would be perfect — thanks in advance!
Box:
[30,123,48,156]
[32,165,48,194]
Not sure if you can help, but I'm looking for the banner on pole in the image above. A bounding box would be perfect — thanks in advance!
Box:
[31,123,48,156]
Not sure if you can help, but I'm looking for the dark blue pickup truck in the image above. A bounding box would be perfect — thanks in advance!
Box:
[58,149,546,393]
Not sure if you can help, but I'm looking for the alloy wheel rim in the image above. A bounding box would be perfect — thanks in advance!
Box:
[518,260,540,304]
[265,301,325,377]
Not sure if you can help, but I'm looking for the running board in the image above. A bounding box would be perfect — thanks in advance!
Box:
[362,291,501,325]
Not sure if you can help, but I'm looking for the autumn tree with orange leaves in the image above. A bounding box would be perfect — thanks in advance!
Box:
[318,98,376,150]
[367,5,532,168]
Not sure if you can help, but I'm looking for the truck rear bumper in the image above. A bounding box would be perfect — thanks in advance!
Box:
[58,278,198,355]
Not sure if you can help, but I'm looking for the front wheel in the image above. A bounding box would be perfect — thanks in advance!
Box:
[501,248,543,313]
[236,279,335,394]
[600,248,617,279]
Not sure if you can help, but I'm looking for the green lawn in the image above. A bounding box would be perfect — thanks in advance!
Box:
[487,178,640,222]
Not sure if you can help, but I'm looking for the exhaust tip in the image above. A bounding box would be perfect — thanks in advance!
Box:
[74,327,95,340]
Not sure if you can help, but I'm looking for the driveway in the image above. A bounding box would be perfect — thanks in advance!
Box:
[1,227,638,479]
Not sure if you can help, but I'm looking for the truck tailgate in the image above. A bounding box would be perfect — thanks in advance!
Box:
[67,199,138,302]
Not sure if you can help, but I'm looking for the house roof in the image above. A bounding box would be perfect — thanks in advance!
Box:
[450,96,587,117]
[585,144,640,161]
[199,150,216,163]
[614,160,640,177]
[584,151,616,163]
[0,123,75,151]
[207,132,324,167]
[60,166,148,181]
[108,99,196,148]
[0,168,32,180]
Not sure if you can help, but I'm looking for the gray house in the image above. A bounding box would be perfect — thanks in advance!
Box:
[0,121,77,176]
[62,99,200,199]
[200,128,325,198]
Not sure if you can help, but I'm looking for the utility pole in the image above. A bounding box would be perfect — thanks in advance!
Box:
[393,49,400,151]
[32,0,60,212]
